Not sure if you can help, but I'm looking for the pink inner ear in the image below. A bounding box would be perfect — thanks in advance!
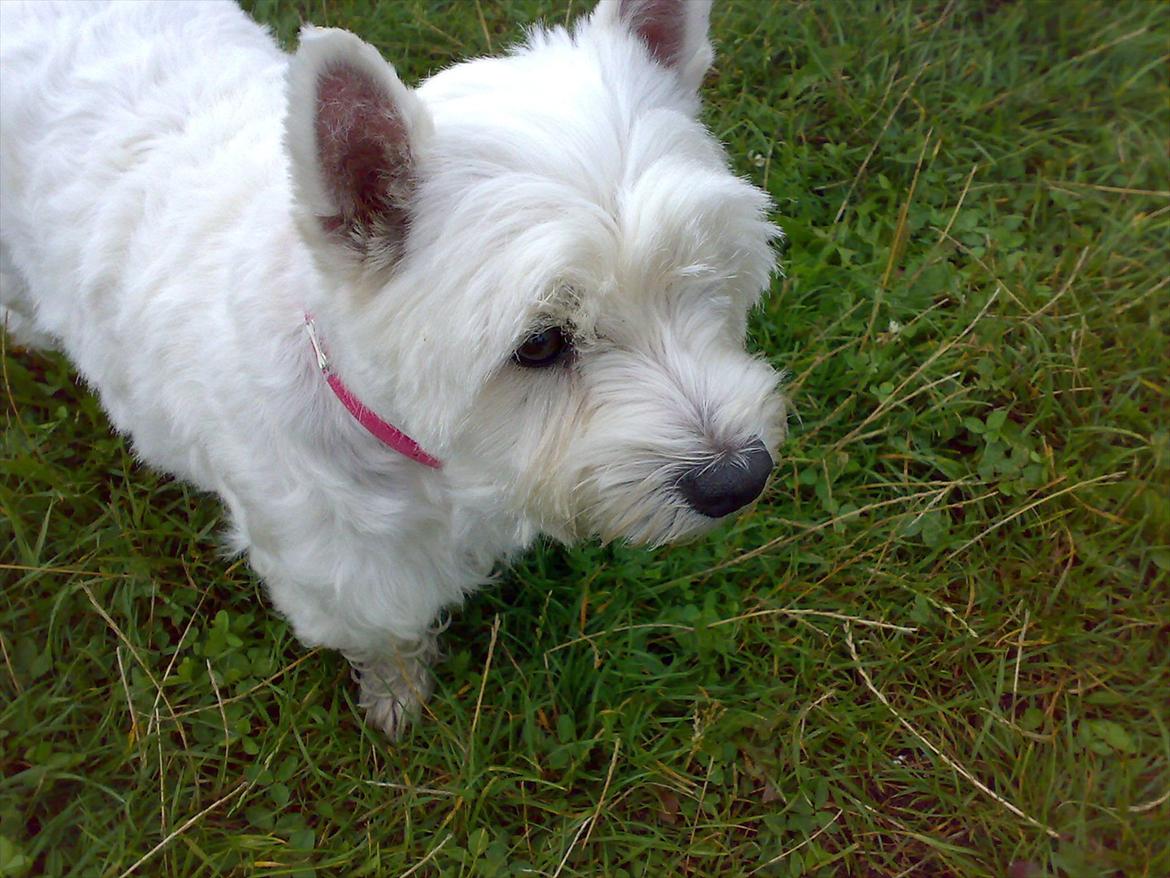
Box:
[315,64,411,231]
[619,0,686,68]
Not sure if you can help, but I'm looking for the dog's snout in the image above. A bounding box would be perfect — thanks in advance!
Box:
[677,438,773,519]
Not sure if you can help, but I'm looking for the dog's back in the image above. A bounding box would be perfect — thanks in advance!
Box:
[0,1,297,465]
[0,0,286,349]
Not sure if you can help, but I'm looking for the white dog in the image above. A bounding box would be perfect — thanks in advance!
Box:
[0,0,785,736]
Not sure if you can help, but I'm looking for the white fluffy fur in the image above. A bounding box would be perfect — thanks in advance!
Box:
[0,0,784,736]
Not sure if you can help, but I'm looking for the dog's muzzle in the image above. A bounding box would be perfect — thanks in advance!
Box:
[676,438,773,518]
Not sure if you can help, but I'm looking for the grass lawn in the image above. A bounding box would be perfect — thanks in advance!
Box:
[2,0,1168,875]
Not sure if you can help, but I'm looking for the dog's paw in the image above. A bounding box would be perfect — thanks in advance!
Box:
[350,641,437,740]
[360,684,428,740]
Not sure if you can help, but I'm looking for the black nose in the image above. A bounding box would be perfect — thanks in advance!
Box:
[677,439,773,519]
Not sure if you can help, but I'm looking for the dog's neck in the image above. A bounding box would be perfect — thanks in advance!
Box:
[302,314,441,469]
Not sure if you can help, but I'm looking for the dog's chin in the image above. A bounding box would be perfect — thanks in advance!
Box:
[586,496,734,549]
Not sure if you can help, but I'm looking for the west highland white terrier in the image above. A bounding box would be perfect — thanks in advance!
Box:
[0,0,785,736]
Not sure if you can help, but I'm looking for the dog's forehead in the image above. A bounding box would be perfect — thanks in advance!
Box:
[411,35,775,341]
[418,20,723,197]
[422,96,746,268]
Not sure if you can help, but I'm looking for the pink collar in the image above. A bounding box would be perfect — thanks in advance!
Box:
[303,314,441,469]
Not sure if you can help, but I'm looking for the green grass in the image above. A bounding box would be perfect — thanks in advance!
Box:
[2,0,1168,875]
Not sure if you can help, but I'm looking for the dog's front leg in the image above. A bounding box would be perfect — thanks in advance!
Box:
[345,633,441,740]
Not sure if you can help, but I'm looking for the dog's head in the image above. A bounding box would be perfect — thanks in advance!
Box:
[285,0,784,545]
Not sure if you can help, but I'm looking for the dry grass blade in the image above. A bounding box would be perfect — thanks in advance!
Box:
[947,471,1125,559]
[845,625,1060,840]
[115,781,248,878]
[468,613,501,745]
[400,834,453,878]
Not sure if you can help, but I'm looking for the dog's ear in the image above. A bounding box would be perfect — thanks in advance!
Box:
[285,27,432,276]
[594,0,714,92]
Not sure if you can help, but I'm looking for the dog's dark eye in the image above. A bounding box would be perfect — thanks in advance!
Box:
[513,326,571,368]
